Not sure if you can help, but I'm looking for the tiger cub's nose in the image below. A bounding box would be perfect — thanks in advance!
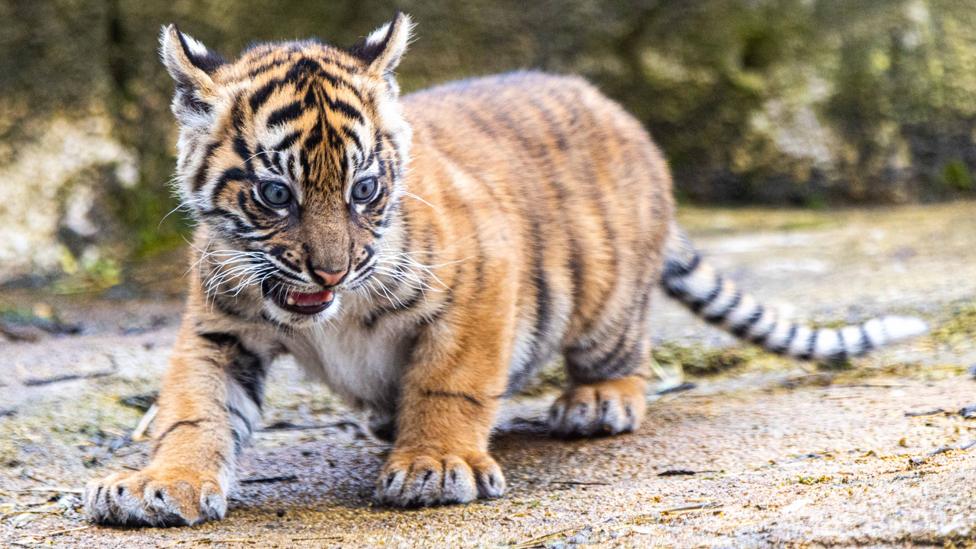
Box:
[313,268,348,287]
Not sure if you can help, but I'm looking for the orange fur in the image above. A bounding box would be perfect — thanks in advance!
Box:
[85,13,925,526]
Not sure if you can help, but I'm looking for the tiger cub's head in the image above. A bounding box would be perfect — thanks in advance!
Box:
[160,14,414,326]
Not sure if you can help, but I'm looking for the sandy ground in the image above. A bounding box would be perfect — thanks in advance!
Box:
[1,202,975,548]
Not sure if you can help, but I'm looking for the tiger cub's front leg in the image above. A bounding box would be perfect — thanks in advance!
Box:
[84,316,266,526]
[376,304,514,507]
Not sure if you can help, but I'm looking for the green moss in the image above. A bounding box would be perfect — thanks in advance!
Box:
[652,343,764,376]
[52,253,121,294]
[797,475,833,485]
[942,160,974,191]
[931,301,976,347]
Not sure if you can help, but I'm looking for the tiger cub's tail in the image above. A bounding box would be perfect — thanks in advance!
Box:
[660,223,927,361]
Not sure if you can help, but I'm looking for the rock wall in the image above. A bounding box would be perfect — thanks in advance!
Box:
[1,0,974,283]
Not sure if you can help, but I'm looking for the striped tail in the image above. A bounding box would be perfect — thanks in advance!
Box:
[660,224,927,361]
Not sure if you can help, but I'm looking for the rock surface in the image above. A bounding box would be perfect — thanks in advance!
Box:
[1,203,974,547]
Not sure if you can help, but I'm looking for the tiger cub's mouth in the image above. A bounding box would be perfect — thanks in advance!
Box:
[262,279,335,315]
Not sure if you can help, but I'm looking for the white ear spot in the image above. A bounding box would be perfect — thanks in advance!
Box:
[351,13,414,77]
[158,24,223,89]
[364,22,393,47]
[181,33,211,58]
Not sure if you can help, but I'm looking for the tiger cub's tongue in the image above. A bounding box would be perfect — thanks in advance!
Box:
[288,289,334,306]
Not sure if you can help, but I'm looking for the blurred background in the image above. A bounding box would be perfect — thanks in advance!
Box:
[1,0,975,291]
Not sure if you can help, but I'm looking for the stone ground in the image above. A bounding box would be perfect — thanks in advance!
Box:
[1,202,975,548]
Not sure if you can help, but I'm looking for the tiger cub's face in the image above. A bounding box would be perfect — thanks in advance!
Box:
[160,15,413,326]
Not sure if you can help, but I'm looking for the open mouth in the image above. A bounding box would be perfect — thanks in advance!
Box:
[263,279,335,315]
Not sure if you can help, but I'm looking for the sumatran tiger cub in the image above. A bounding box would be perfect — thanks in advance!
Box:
[84,13,927,525]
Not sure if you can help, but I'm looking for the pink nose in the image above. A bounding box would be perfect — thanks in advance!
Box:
[314,269,347,287]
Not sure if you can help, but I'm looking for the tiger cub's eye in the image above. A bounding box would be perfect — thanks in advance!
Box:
[351,177,379,203]
[259,181,292,207]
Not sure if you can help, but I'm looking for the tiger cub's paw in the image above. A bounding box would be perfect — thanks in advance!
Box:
[84,467,226,527]
[549,376,648,438]
[375,449,505,507]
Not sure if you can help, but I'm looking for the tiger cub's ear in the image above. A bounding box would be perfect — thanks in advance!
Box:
[350,12,413,93]
[158,24,226,127]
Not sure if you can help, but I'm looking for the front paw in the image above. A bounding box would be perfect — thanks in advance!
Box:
[84,467,226,526]
[376,449,505,507]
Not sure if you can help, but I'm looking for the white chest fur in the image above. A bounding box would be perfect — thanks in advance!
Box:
[285,295,413,412]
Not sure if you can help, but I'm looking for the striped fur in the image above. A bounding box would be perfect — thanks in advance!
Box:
[661,225,927,362]
[85,13,927,525]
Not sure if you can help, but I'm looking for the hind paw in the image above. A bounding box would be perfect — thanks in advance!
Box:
[548,376,647,438]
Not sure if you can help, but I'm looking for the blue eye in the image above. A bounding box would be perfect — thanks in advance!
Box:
[351,177,379,203]
[259,181,292,207]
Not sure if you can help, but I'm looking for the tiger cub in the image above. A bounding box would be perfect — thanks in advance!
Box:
[84,13,926,526]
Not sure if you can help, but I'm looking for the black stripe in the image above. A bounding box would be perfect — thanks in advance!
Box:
[690,276,723,313]
[238,228,281,242]
[355,246,374,272]
[210,294,247,319]
[329,98,364,123]
[288,154,299,181]
[226,404,254,452]
[363,288,424,329]
[859,324,874,353]
[302,124,323,152]
[233,135,252,171]
[211,167,251,200]
[154,419,204,449]
[200,331,266,410]
[192,142,222,191]
[731,305,764,337]
[833,329,849,362]
[662,253,701,281]
[750,317,778,345]
[798,329,819,360]
[341,125,364,162]
[266,101,303,127]
[271,130,301,152]
[249,80,279,113]
[199,331,240,347]
[770,323,798,354]
[421,390,483,408]
[237,190,272,228]
[260,311,295,335]
[704,290,741,324]
[227,354,266,409]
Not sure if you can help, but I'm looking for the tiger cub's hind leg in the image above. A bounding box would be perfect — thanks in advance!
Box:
[548,375,648,438]
[548,339,651,438]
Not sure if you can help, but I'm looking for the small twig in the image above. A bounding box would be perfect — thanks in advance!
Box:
[16,525,90,540]
[657,469,717,477]
[661,501,722,514]
[260,420,361,432]
[131,404,159,442]
[22,369,115,387]
[162,538,255,547]
[511,526,584,548]
[16,487,84,495]
[550,480,610,486]
[240,474,298,484]
[834,383,910,389]
[904,408,945,417]
[655,382,696,396]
